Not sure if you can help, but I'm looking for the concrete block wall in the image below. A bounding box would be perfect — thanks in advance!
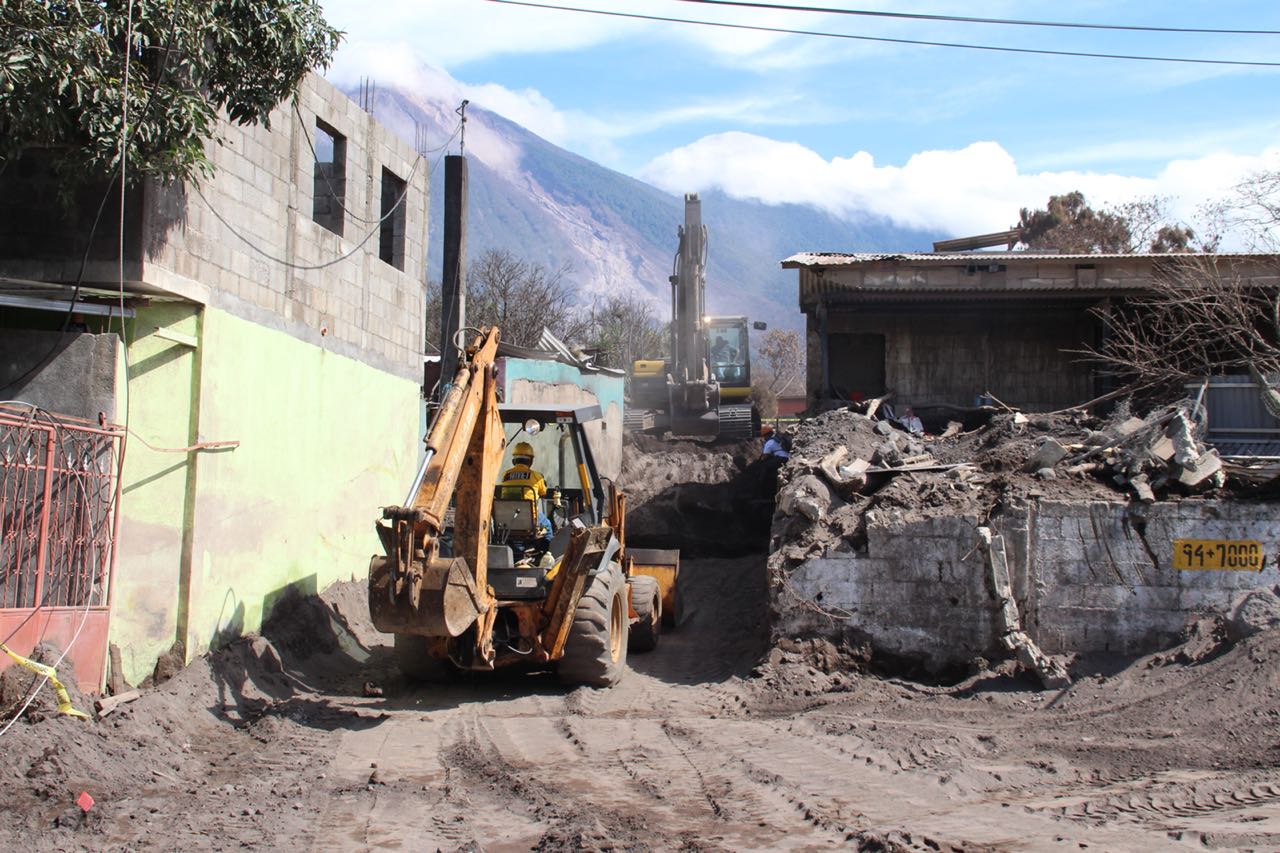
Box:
[785,513,1004,668]
[145,73,427,381]
[1029,500,1280,655]
[778,499,1280,668]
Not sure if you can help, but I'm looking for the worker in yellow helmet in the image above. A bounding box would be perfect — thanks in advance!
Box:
[500,441,547,502]
[500,440,553,556]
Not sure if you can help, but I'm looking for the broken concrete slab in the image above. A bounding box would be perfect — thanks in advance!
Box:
[1023,438,1069,473]
[1177,448,1223,487]
[1225,587,1280,642]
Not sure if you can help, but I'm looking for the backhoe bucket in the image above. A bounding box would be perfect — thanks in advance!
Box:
[368,554,485,638]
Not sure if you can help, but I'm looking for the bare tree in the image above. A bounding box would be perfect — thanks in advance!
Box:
[584,293,667,375]
[755,329,803,396]
[1083,255,1280,394]
[1109,196,1203,252]
[424,249,589,352]
[1202,168,1280,251]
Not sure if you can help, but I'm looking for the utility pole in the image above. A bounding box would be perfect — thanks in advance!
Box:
[439,150,468,386]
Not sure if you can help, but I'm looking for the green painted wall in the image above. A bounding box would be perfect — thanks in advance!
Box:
[111,305,419,684]
[182,307,419,658]
[114,303,202,686]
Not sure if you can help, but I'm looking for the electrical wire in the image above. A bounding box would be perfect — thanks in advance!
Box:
[484,0,1280,67]
[194,120,458,272]
[0,2,138,731]
[671,0,1280,36]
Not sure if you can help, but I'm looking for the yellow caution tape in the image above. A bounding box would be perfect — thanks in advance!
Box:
[0,642,90,719]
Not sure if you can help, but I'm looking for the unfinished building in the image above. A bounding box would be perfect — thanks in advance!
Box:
[0,74,428,688]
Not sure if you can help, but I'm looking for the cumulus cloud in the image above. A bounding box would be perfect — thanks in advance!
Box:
[640,133,1280,243]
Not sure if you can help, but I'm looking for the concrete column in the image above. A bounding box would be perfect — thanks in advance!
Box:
[439,155,467,390]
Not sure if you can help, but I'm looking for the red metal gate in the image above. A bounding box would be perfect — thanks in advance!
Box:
[0,404,123,693]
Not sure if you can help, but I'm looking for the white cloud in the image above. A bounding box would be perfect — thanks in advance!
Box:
[640,133,1280,244]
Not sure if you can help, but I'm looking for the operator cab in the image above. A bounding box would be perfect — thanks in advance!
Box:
[707,316,751,389]
[487,404,608,601]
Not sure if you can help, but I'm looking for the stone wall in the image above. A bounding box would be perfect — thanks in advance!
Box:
[777,498,1280,669]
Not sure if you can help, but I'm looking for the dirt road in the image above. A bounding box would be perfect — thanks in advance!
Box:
[5,548,1279,851]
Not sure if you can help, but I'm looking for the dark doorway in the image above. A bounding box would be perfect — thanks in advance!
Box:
[829,332,885,399]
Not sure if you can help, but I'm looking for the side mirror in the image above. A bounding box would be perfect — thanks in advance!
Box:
[753,321,768,331]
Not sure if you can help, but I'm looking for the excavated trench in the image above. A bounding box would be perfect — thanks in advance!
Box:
[617,432,779,557]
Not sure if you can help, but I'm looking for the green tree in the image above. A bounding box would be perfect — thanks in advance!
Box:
[1017,191,1132,253]
[0,0,341,188]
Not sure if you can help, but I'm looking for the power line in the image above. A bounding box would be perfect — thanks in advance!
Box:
[485,0,1280,67]
[196,121,457,272]
[672,0,1280,36]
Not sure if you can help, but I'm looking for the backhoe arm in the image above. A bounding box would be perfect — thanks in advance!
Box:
[369,328,503,641]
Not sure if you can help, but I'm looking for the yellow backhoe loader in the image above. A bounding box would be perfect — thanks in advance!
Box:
[369,328,680,686]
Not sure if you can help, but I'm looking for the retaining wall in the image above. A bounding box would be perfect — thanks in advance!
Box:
[779,499,1280,668]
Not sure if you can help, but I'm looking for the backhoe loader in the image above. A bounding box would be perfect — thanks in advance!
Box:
[368,328,679,687]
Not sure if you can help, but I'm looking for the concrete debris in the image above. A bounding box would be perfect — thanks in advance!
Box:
[979,527,1071,690]
[1055,403,1227,499]
[777,474,842,523]
[1022,438,1069,473]
[1225,586,1280,642]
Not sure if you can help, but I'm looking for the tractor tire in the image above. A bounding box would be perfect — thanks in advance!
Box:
[628,575,662,653]
[558,561,629,688]
[394,633,456,682]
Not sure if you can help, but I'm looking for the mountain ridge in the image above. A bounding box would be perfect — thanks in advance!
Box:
[348,80,937,329]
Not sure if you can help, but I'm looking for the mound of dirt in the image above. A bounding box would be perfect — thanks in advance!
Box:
[0,642,91,724]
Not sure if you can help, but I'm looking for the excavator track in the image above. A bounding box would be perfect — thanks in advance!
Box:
[718,404,756,441]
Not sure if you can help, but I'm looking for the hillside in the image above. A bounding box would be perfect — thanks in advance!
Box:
[353,82,936,329]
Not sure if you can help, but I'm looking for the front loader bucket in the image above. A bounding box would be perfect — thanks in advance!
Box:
[369,554,485,638]
[627,548,682,628]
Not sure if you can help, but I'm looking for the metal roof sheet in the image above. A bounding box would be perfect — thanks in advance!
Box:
[781,251,1278,268]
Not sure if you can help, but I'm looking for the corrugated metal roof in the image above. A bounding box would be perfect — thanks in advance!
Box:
[781,251,1278,268]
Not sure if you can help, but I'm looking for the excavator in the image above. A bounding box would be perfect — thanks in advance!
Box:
[368,327,680,687]
[627,193,761,440]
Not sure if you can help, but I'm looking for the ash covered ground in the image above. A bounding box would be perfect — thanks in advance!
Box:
[0,421,1278,851]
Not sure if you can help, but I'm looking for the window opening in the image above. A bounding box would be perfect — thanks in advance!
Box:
[312,119,346,236]
[379,167,407,269]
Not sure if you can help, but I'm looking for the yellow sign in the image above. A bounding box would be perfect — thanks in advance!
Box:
[1173,539,1265,571]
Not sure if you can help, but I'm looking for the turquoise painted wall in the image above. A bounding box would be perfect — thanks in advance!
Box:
[501,357,625,480]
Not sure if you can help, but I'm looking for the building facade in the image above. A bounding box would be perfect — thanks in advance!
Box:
[1,74,429,688]
[784,251,1280,415]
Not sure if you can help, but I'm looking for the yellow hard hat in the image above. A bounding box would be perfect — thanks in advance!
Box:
[514,441,535,459]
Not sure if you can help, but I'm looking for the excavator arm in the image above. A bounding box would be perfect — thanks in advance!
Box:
[369,328,503,641]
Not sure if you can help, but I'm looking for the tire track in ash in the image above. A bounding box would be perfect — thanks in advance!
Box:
[1026,771,1280,825]
[660,717,865,847]
[438,711,697,850]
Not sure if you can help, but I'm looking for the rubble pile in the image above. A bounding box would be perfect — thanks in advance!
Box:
[767,401,1254,684]
[771,401,1231,571]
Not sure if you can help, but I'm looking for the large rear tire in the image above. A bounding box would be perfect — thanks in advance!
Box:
[394,633,456,682]
[558,562,629,687]
[628,575,662,653]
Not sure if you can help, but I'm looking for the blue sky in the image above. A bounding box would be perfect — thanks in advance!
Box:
[321,0,1280,241]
